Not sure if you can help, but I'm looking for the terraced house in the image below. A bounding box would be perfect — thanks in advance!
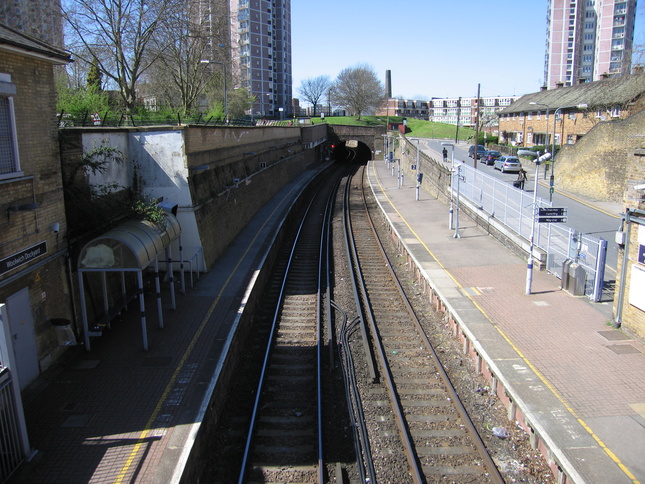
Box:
[497,68,645,148]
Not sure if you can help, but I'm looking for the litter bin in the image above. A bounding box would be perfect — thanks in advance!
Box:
[568,263,587,296]
[51,319,77,346]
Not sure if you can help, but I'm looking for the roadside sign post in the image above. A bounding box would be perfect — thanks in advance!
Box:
[538,207,567,224]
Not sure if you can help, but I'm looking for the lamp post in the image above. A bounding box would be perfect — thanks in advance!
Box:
[200,59,228,121]
[442,142,455,229]
[521,150,551,295]
[550,103,588,202]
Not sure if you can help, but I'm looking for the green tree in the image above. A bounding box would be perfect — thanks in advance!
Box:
[56,83,110,119]
[86,57,103,91]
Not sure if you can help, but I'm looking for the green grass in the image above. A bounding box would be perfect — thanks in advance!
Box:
[319,115,475,141]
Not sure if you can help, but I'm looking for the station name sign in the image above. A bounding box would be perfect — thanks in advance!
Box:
[0,241,47,276]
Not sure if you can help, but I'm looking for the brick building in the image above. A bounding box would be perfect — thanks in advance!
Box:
[376,98,430,120]
[498,69,645,148]
[1,25,73,390]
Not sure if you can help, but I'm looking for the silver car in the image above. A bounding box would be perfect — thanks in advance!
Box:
[494,156,522,173]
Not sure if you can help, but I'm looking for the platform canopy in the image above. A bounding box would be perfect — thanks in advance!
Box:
[79,215,181,271]
[77,213,182,351]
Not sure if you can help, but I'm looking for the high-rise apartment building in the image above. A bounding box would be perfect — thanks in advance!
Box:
[545,0,636,88]
[197,0,292,118]
[235,0,292,118]
[0,0,63,48]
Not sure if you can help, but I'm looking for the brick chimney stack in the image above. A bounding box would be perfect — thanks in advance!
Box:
[385,70,392,99]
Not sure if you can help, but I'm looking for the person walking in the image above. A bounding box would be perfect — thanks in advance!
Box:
[516,169,527,189]
[442,147,448,163]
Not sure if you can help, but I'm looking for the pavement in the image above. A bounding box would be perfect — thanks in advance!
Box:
[367,154,645,484]
[9,149,645,484]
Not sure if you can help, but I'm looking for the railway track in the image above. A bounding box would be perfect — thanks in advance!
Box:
[339,164,505,483]
[202,162,506,483]
[236,168,342,483]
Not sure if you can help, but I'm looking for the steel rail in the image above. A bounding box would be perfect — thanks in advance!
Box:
[359,169,506,484]
[346,167,424,483]
[238,183,329,483]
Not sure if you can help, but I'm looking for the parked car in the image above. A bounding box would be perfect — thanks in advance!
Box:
[494,156,522,173]
[482,150,501,165]
[468,145,486,159]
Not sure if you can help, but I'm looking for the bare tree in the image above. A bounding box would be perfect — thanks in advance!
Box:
[144,0,231,114]
[297,75,331,116]
[62,0,182,111]
[333,64,385,120]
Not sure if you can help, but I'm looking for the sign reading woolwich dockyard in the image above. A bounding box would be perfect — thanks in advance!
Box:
[0,242,47,276]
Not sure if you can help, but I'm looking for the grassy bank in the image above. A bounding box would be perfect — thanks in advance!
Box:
[318,115,475,142]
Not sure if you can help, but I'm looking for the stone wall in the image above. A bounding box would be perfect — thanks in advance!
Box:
[555,110,645,202]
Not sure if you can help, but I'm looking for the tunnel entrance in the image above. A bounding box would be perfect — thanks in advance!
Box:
[331,140,373,163]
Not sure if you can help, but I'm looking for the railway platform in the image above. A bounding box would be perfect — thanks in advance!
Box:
[9,163,326,484]
[366,157,645,484]
[8,152,645,484]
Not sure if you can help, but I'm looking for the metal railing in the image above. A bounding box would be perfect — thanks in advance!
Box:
[453,163,607,301]
[0,368,24,481]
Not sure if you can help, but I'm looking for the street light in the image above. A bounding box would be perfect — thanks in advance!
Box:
[442,142,455,229]
[200,59,228,122]
[520,149,551,295]
[549,103,588,202]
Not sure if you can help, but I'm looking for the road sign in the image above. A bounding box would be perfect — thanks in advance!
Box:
[538,216,567,223]
[538,207,566,216]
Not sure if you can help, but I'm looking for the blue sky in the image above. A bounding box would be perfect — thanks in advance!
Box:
[291,0,645,103]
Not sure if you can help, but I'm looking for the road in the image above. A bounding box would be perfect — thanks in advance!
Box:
[416,138,622,297]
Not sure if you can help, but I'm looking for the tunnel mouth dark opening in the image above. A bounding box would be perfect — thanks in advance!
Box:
[332,140,372,163]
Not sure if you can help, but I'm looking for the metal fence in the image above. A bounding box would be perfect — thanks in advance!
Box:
[0,368,24,481]
[57,111,293,129]
[452,163,607,301]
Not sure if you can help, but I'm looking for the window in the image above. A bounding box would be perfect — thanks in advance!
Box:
[0,75,21,179]
[611,105,620,117]
[567,134,575,144]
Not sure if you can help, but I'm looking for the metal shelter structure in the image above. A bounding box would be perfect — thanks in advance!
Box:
[77,214,182,351]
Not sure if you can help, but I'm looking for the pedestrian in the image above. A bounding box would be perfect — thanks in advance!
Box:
[442,147,448,162]
[516,169,527,190]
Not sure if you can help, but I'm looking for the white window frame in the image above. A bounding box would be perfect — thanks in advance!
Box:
[0,74,22,180]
